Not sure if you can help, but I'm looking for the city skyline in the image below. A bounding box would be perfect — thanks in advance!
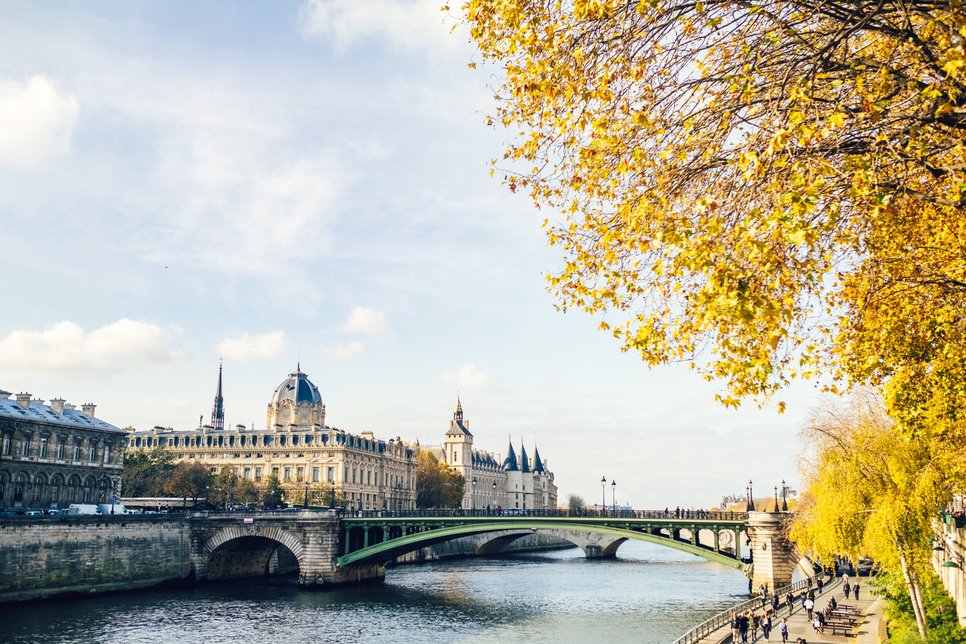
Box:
[0,0,820,509]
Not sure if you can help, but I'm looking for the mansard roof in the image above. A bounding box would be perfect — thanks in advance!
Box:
[0,397,124,434]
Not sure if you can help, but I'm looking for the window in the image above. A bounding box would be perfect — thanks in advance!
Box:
[103,445,111,463]
[284,467,291,481]
[254,467,262,481]
[296,467,304,482]
[312,467,320,482]
[39,438,47,459]
[327,467,334,481]
[13,477,24,501]
[2,434,10,455]
[73,445,81,461]
[244,468,251,479]
[20,437,30,457]
[367,470,371,485]
[352,468,356,484]
[57,442,65,459]
[89,446,96,462]
[344,467,348,482]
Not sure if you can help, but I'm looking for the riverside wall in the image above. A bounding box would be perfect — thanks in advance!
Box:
[0,515,192,604]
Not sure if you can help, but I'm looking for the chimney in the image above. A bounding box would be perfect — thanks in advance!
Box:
[16,392,31,410]
[81,403,96,419]
[50,398,66,414]
[0,389,11,399]
[63,403,76,411]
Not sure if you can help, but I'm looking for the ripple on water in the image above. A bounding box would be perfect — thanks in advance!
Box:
[0,541,749,644]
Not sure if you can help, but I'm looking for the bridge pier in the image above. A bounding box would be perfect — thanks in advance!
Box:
[745,511,795,593]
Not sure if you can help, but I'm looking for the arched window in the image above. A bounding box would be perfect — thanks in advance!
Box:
[13,476,25,502]
[67,477,79,503]
[0,474,6,501]
[49,476,62,505]
[32,475,45,502]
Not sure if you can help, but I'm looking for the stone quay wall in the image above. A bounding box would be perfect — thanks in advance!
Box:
[0,515,192,604]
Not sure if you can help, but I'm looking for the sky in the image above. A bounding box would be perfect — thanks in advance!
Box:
[0,0,821,509]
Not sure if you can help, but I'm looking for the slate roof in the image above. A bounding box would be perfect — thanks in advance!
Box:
[271,367,323,406]
[532,445,545,473]
[502,440,518,471]
[520,441,531,473]
[0,397,124,434]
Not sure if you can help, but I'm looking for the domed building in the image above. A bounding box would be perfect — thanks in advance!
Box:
[124,366,418,511]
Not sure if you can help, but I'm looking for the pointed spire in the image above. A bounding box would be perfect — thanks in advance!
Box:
[454,393,463,422]
[502,436,519,471]
[210,360,225,430]
[532,444,545,473]
[520,439,531,473]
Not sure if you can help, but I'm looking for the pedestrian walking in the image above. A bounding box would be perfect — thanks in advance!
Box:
[817,577,824,594]
[740,611,750,644]
[786,592,794,615]
[751,612,759,642]
[731,612,741,643]
[854,581,860,600]
[844,580,851,599]
[762,612,772,643]
[780,617,789,644]
[772,594,780,613]
[805,597,814,621]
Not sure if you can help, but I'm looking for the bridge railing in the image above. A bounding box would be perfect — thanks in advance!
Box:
[669,574,822,644]
[340,508,748,521]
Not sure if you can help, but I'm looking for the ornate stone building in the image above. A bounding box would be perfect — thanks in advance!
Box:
[124,367,419,511]
[432,398,558,511]
[0,390,125,510]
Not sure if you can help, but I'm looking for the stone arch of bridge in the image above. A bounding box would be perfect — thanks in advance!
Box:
[199,525,306,581]
[337,521,748,572]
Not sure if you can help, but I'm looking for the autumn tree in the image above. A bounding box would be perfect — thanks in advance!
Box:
[791,392,966,638]
[163,462,213,504]
[567,493,586,514]
[261,474,285,509]
[122,447,176,497]
[460,0,966,422]
[416,449,466,509]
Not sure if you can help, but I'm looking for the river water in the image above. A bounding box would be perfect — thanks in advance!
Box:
[1,541,750,644]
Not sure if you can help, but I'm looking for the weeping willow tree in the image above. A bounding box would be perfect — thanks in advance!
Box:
[791,392,966,637]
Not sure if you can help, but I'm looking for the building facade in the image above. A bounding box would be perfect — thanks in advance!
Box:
[124,367,419,511]
[0,390,126,510]
[432,399,558,511]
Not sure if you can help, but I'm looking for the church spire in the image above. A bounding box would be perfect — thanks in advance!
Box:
[211,360,225,430]
[454,393,463,422]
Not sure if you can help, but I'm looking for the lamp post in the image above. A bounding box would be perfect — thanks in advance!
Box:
[381,486,386,510]
[611,479,617,513]
[781,480,788,512]
[774,486,779,512]
[304,480,309,510]
[601,476,607,516]
[205,485,210,511]
[492,480,497,512]
[472,478,477,511]
[330,479,336,509]
[747,480,755,511]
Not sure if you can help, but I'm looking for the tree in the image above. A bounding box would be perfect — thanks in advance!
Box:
[122,447,176,497]
[415,449,466,509]
[261,474,285,509]
[567,493,586,514]
[460,0,966,420]
[790,392,966,638]
[163,462,213,503]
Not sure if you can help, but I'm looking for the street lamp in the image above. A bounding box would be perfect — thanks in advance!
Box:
[304,480,309,510]
[601,476,607,516]
[381,486,386,510]
[611,479,617,513]
[747,480,755,512]
[205,484,210,511]
[330,479,336,508]
[774,486,779,512]
[781,480,788,512]
[472,478,477,511]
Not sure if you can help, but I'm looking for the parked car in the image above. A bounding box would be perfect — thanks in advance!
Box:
[23,509,44,516]
[47,509,67,515]
[67,504,102,515]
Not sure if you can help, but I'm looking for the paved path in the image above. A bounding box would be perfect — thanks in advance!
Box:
[694,576,884,644]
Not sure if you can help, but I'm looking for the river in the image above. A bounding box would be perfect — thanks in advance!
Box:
[0,541,750,644]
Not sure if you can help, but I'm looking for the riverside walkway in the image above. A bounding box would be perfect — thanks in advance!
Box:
[690,577,886,644]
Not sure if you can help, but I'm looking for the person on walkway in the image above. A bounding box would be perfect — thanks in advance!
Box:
[751,612,759,642]
[853,581,860,600]
[772,594,780,614]
[739,611,750,643]
[815,611,825,634]
[786,592,795,615]
[843,579,851,599]
[779,617,789,643]
[804,597,814,621]
[731,612,741,643]
[762,611,772,643]
[830,596,838,610]
[817,577,824,594]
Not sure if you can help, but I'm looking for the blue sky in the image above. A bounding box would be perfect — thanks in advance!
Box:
[0,0,818,508]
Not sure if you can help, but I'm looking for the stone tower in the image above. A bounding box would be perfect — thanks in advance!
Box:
[444,396,473,481]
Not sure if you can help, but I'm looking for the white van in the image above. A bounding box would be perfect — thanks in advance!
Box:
[97,503,126,516]
[67,504,102,515]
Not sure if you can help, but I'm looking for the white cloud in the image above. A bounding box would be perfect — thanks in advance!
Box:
[0,319,186,378]
[0,75,78,167]
[342,306,395,338]
[298,0,459,54]
[322,341,365,361]
[216,330,287,363]
[438,362,496,392]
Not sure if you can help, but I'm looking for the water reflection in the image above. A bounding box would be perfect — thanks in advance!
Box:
[0,541,750,644]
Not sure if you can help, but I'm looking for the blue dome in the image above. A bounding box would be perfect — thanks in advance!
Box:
[271,369,323,406]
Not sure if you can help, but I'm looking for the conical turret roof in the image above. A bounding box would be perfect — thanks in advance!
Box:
[532,444,544,473]
[520,440,531,473]
[502,438,518,471]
